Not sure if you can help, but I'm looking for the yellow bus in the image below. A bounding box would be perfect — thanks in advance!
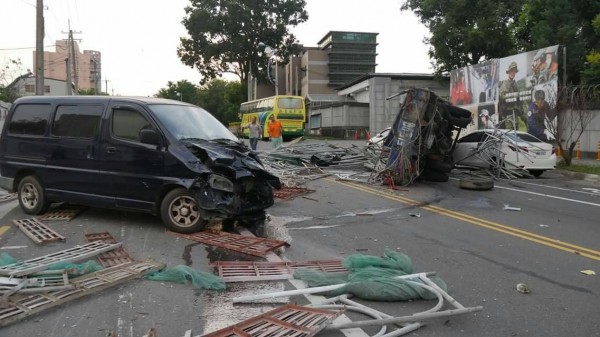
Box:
[239,95,306,139]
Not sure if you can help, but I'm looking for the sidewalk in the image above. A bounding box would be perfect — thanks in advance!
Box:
[555,157,600,182]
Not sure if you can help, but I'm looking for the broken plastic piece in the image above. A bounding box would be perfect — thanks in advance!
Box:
[503,204,521,211]
[409,213,421,218]
[516,283,530,294]
[581,270,596,276]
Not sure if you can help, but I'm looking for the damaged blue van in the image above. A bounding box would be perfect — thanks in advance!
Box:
[0,96,280,233]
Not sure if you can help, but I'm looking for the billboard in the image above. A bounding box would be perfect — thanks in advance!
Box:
[449,45,559,141]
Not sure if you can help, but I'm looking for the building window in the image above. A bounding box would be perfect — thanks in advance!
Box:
[25,85,35,92]
[44,85,50,93]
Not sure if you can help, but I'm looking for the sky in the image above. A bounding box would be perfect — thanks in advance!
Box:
[0,0,432,97]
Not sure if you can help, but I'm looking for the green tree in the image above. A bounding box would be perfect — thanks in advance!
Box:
[178,0,308,84]
[196,79,245,124]
[0,58,26,102]
[77,88,109,95]
[580,13,600,84]
[155,80,200,104]
[514,0,600,84]
[401,0,523,74]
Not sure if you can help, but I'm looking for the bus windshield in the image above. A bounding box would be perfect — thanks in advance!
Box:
[149,104,237,141]
[278,97,303,109]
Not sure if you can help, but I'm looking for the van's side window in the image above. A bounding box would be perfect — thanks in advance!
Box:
[52,105,103,139]
[112,108,153,142]
[7,104,51,136]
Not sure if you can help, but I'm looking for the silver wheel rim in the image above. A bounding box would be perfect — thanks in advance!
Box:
[20,183,39,210]
[168,195,200,228]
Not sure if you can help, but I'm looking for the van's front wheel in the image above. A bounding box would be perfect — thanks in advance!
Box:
[18,175,50,215]
[161,188,207,234]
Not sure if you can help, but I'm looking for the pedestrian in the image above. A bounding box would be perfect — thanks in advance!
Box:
[267,114,283,149]
[243,116,262,151]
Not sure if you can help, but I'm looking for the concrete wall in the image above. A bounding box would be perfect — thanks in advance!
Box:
[562,110,600,157]
[311,103,369,138]
[301,48,336,97]
[368,76,450,134]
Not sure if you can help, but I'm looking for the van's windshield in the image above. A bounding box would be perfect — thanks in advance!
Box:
[149,104,238,142]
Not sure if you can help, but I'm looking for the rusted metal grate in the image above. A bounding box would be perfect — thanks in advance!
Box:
[84,232,134,267]
[273,187,316,200]
[210,260,346,282]
[0,241,122,277]
[168,230,288,257]
[38,207,83,222]
[0,193,17,203]
[202,304,344,337]
[12,218,65,244]
[0,261,162,328]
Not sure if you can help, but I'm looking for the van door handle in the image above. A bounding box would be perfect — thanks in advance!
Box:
[106,147,117,154]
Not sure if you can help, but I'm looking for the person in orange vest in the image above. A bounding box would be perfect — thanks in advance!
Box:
[267,114,283,148]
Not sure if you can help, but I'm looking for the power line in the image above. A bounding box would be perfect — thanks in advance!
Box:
[0,45,59,51]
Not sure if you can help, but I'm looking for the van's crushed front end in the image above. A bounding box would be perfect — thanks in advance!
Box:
[186,142,280,221]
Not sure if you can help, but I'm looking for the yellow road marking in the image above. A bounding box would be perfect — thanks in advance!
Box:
[0,225,10,237]
[328,178,600,261]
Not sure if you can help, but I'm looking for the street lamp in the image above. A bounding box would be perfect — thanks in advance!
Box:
[258,42,278,95]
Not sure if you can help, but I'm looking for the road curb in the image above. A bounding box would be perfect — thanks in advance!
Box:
[556,169,600,183]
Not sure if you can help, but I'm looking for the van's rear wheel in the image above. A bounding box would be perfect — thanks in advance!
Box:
[161,188,207,234]
[18,175,50,215]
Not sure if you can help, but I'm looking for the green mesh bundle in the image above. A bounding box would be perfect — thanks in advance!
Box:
[145,265,226,290]
[342,249,413,273]
[47,260,103,277]
[294,249,447,301]
[0,252,18,267]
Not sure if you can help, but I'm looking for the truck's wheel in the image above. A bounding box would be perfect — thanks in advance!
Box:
[18,175,50,215]
[161,188,207,234]
[459,177,494,190]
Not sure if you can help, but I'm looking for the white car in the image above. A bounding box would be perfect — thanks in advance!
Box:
[367,127,391,146]
[452,129,556,177]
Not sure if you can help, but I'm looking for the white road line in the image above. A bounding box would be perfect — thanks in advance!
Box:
[493,185,600,207]
[500,179,600,196]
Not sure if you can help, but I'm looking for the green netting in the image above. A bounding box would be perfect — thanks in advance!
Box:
[144,265,226,290]
[342,249,413,273]
[294,249,447,301]
[47,260,103,277]
[0,252,18,267]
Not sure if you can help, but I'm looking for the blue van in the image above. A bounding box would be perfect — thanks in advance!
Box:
[0,96,280,233]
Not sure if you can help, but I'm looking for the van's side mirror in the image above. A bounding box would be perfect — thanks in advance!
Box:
[139,129,161,145]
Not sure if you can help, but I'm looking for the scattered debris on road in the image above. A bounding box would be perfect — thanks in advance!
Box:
[580,270,596,276]
[85,232,135,267]
[516,283,531,294]
[167,230,289,257]
[202,304,344,337]
[12,218,65,244]
[503,204,522,211]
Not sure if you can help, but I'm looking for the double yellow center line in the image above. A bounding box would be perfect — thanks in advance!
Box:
[329,178,600,261]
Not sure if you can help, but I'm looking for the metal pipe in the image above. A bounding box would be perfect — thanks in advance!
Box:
[232,272,434,303]
[325,306,484,330]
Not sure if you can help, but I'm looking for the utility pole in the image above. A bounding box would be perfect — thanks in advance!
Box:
[35,0,44,96]
[62,20,82,94]
[65,58,72,95]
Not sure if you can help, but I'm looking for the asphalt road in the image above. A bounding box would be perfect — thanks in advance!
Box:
[0,140,599,337]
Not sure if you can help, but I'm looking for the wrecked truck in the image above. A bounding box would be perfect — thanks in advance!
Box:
[384,88,472,185]
[0,96,280,233]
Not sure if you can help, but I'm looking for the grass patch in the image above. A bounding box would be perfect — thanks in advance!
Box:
[557,162,600,175]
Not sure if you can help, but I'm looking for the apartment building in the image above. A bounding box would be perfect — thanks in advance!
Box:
[33,40,102,93]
